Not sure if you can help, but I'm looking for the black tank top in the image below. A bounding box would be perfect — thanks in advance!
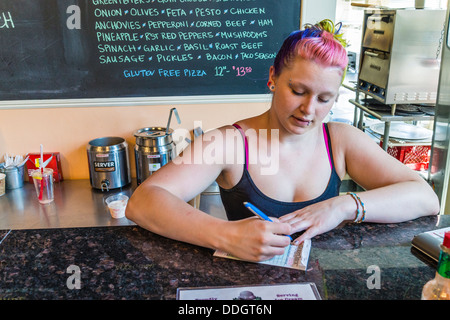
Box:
[219,122,341,220]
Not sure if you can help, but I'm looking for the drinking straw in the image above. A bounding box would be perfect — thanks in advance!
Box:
[38,144,44,201]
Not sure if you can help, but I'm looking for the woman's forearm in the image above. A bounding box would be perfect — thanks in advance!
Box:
[355,180,440,223]
[125,184,228,250]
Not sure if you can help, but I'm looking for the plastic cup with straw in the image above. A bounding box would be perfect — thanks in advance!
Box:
[31,145,54,204]
[38,144,44,201]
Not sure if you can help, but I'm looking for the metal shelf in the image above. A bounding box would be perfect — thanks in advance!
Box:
[349,99,434,122]
[343,83,434,151]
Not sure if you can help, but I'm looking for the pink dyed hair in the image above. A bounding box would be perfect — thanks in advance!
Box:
[273,20,348,77]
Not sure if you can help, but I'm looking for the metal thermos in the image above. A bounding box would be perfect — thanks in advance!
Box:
[134,127,176,185]
[0,164,25,190]
[87,137,131,191]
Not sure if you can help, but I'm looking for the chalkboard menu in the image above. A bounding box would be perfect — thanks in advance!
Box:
[0,0,300,102]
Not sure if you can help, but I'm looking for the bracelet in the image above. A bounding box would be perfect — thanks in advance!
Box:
[354,193,366,222]
[347,192,360,223]
[347,192,366,223]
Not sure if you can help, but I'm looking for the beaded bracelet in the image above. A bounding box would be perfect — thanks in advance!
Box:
[347,192,366,223]
[347,192,360,223]
[354,193,366,222]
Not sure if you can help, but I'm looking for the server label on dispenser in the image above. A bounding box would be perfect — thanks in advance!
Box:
[94,161,116,172]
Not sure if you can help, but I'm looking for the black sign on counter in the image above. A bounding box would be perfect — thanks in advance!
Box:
[0,0,300,103]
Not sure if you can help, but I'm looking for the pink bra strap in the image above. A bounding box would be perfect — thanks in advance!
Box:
[322,123,333,169]
[232,123,249,170]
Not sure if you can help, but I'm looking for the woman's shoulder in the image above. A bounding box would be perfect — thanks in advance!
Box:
[326,120,395,163]
[325,121,383,175]
[326,120,358,132]
[211,115,258,133]
[326,121,371,142]
[232,114,265,131]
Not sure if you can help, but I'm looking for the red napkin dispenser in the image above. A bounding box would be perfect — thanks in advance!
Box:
[26,152,63,183]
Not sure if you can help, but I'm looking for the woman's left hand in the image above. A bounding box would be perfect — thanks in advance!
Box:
[279,195,355,244]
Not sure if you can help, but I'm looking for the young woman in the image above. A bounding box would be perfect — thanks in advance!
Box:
[126,20,439,262]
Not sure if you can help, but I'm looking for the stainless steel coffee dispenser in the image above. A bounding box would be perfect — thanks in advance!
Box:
[134,127,176,185]
[134,108,181,185]
[358,8,446,105]
[87,137,131,191]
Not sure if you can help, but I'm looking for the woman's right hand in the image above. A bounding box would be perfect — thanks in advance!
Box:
[221,217,292,262]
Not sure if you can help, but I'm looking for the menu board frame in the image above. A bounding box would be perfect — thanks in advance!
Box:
[0,0,301,109]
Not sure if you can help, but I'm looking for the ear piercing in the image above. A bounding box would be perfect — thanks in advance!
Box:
[267,81,275,90]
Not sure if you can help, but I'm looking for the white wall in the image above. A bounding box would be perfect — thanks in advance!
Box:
[301,0,337,25]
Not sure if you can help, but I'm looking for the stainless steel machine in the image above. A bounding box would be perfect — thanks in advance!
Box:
[87,137,131,191]
[133,107,181,185]
[430,3,450,214]
[134,127,176,185]
[358,8,446,105]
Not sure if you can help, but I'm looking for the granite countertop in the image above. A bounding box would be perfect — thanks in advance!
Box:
[1,215,449,300]
[0,179,448,300]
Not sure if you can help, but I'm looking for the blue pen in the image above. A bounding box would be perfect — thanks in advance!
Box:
[243,202,292,241]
